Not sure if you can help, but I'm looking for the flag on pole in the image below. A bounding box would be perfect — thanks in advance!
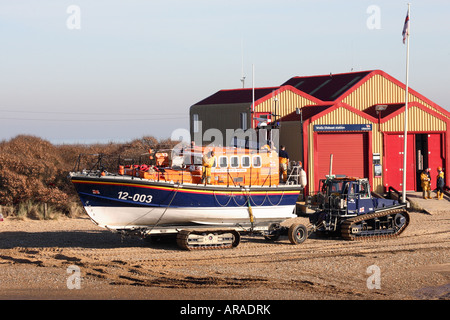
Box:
[402,11,410,44]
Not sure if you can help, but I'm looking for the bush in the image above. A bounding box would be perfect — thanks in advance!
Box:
[0,134,176,219]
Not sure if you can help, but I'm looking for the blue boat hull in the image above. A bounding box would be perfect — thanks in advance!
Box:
[70,173,301,230]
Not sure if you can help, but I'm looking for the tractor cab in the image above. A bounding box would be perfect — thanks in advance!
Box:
[317,177,374,217]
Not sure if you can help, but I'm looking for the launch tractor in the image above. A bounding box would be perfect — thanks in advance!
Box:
[285,176,410,243]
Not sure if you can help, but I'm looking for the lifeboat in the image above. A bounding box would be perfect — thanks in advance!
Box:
[69,145,307,250]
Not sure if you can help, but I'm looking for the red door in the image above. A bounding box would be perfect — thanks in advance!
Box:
[384,134,415,191]
[427,133,444,189]
[316,133,368,190]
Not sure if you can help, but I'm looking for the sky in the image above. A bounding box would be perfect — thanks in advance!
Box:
[0,0,449,144]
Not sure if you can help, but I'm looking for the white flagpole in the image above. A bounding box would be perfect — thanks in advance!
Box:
[252,64,255,126]
[402,3,411,203]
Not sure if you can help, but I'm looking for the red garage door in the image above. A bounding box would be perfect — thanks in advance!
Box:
[316,133,368,190]
[384,134,415,191]
[428,133,444,179]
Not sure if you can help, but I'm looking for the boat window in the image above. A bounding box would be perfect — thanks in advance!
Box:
[241,155,250,168]
[218,156,228,168]
[230,156,239,168]
[252,155,262,168]
[192,153,203,165]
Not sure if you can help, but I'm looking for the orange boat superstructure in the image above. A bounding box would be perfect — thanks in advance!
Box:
[120,146,280,187]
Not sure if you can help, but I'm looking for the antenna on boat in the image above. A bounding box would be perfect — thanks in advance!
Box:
[240,38,246,88]
[271,89,280,129]
[251,63,255,123]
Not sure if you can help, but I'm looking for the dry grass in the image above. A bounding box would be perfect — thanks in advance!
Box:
[0,134,177,219]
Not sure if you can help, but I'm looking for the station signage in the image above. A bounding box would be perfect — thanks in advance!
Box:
[313,124,372,132]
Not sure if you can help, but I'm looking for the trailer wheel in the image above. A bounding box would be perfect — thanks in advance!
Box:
[288,223,308,245]
[231,230,241,247]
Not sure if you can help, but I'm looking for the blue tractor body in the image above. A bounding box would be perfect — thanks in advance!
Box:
[309,177,409,240]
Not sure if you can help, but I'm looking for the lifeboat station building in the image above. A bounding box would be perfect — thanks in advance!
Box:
[189,70,450,195]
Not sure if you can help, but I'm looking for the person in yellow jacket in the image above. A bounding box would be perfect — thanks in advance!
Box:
[202,150,216,184]
[279,145,289,183]
[420,168,432,199]
[436,166,445,200]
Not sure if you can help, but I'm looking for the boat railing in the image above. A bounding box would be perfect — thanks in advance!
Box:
[72,153,152,176]
[72,153,105,174]
[285,164,302,185]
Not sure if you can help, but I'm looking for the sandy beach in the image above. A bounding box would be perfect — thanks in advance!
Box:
[0,210,448,301]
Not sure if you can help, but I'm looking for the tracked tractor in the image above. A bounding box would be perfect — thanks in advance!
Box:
[304,176,410,240]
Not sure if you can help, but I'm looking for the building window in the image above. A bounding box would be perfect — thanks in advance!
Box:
[240,112,247,130]
[193,114,199,133]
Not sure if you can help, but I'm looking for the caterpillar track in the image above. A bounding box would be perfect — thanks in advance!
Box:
[176,229,241,250]
[341,208,410,241]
